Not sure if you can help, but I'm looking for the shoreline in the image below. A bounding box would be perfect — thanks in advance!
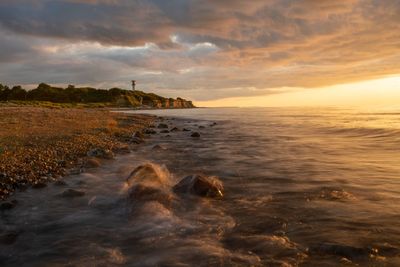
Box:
[0,106,156,201]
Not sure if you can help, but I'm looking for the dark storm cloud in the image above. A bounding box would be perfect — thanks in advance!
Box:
[0,0,399,100]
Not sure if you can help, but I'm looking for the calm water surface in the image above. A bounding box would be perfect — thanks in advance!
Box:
[1,107,400,266]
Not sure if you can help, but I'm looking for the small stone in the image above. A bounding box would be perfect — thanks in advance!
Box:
[160,130,170,133]
[171,127,180,132]
[144,129,157,135]
[198,126,205,129]
[183,128,190,132]
[157,123,169,129]
[134,131,145,139]
[131,137,144,144]
[85,158,101,168]
[103,149,114,159]
[60,189,85,198]
[87,148,114,159]
[191,132,201,138]
[68,168,82,175]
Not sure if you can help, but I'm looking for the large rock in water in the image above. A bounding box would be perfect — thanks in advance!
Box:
[126,164,173,207]
[173,174,223,198]
[126,163,166,187]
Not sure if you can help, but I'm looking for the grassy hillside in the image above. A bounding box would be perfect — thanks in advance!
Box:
[0,83,194,108]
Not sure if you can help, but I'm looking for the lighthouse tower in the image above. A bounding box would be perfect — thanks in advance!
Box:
[131,80,136,91]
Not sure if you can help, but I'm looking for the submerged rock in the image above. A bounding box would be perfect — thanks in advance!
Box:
[0,200,17,210]
[152,144,166,151]
[60,189,86,198]
[170,127,180,132]
[131,136,144,144]
[144,129,157,135]
[0,230,20,245]
[191,132,201,138]
[157,123,169,129]
[134,131,145,139]
[160,130,170,133]
[173,174,224,198]
[198,125,205,129]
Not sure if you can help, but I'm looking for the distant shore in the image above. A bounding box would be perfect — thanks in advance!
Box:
[0,106,155,200]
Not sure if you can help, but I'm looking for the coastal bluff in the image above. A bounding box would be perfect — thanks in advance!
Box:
[0,83,195,109]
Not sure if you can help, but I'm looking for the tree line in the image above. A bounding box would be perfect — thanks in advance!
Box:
[0,83,170,107]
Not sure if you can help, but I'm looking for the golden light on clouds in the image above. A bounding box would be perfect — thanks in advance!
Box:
[0,0,399,106]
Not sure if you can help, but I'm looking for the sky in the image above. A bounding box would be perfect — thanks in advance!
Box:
[0,0,399,106]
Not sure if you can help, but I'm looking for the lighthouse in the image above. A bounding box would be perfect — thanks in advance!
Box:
[131,80,136,91]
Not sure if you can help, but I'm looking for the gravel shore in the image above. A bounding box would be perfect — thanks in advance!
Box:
[0,106,154,200]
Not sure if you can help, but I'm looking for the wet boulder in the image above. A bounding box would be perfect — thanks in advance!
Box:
[128,184,173,207]
[191,132,201,138]
[173,174,224,198]
[126,164,173,207]
[126,163,167,187]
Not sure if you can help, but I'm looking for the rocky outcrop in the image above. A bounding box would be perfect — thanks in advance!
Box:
[146,98,195,109]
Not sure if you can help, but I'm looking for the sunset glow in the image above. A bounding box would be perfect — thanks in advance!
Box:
[0,0,399,106]
[197,76,400,108]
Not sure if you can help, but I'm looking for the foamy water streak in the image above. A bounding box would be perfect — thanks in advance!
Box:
[1,107,400,266]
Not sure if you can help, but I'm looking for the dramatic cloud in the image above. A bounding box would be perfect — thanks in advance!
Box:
[0,0,399,100]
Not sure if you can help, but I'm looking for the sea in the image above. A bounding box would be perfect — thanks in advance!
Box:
[1,107,400,266]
